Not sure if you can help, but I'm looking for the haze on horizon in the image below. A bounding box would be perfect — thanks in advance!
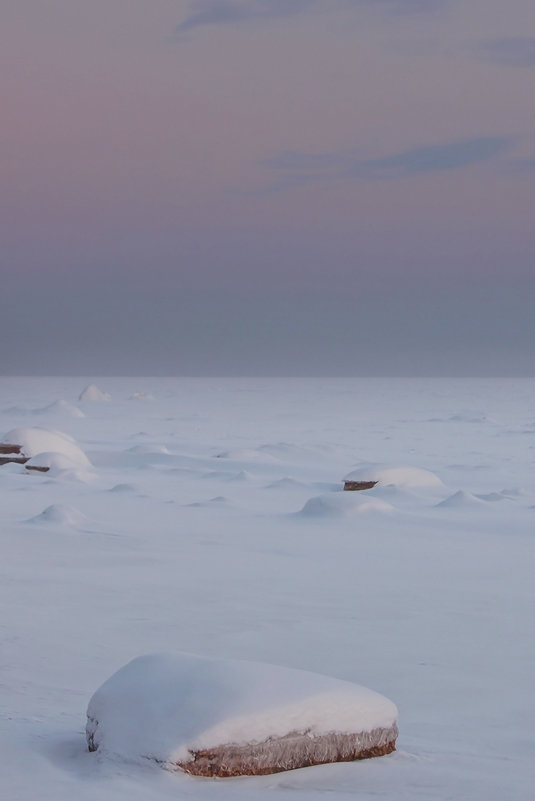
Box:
[1,0,534,377]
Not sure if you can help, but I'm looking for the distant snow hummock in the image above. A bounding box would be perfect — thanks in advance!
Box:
[299,493,394,518]
[436,490,486,509]
[86,652,398,777]
[27,504,88,528]
[34,399,86,418]
[344,465,443,489]
[79,384,111,402]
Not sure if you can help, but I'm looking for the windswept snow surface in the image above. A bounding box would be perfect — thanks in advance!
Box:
[1,377,535,800]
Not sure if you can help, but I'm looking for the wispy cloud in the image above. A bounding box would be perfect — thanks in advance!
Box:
[508,157,535,174]
[175,0,447,36]
[355,137,511,177]
[175,0,314,35]
[260,137,512,190]
[479,37,535,68]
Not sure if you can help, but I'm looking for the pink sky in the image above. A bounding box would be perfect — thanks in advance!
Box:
[1,0,534,374]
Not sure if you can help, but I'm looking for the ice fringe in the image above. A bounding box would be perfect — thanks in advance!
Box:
[86,716,397,777]
[174,726,397,777]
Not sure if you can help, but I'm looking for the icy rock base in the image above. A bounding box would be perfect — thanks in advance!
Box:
[176,727,397,777]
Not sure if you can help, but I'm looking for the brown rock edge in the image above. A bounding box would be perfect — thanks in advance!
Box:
[0,443,23,454]
[343,481,378,492]
[0,443,29,466]
[176,725,398,777]
[0,443,50,470]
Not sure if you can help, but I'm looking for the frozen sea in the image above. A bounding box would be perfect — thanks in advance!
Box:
[1,377,534,800]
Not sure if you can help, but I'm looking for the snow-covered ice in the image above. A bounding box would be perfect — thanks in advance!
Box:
[1,377,534,800]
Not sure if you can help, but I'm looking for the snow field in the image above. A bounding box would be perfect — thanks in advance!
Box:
[1,377,534,800]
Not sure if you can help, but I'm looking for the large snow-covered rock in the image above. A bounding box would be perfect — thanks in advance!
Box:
[86,652,398,777]
[344,465,443,490]
[1,427,90,468]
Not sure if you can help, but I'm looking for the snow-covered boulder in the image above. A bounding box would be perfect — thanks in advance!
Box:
[24,452,94,482]
[79,384,111,402]
[86,653,398,777]
[344,465,443,490]
[1,427,90,468]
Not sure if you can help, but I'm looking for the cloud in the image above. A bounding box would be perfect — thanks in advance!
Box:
[356,137,511,177]
[175,0,314,35]
[507,157,535,174]
[479,37,535,68]
[260,137,512,189]
[175,0,447,36]
[357,0,447,14]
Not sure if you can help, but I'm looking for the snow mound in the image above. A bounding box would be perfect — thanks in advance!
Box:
[79,384,111,402]
[266,477,307,490]
[34,399,85,418]
[501,487,526,498]
[86,652,398,777]
[24,451,90,474]
[1,427,90,466]
[188,496,230,508]
[475,492,511,503]
[126,444,170,455]
[108,483,139,493]
[27,504,88,528]
[215,449,279,464]
[299,493,394,518]
[228,470,253,482]
[436,490,486,508]
[448,411,494,423]
[344,465,443,489]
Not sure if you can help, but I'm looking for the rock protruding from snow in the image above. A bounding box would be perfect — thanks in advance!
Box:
[344,465,443,490]
[1,427,91,467]
[79,384,111,402]
[86,652,398,777]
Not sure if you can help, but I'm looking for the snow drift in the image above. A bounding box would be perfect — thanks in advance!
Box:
[86,652,398,777]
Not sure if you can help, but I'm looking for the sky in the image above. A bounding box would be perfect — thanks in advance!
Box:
[1,0,534,375]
